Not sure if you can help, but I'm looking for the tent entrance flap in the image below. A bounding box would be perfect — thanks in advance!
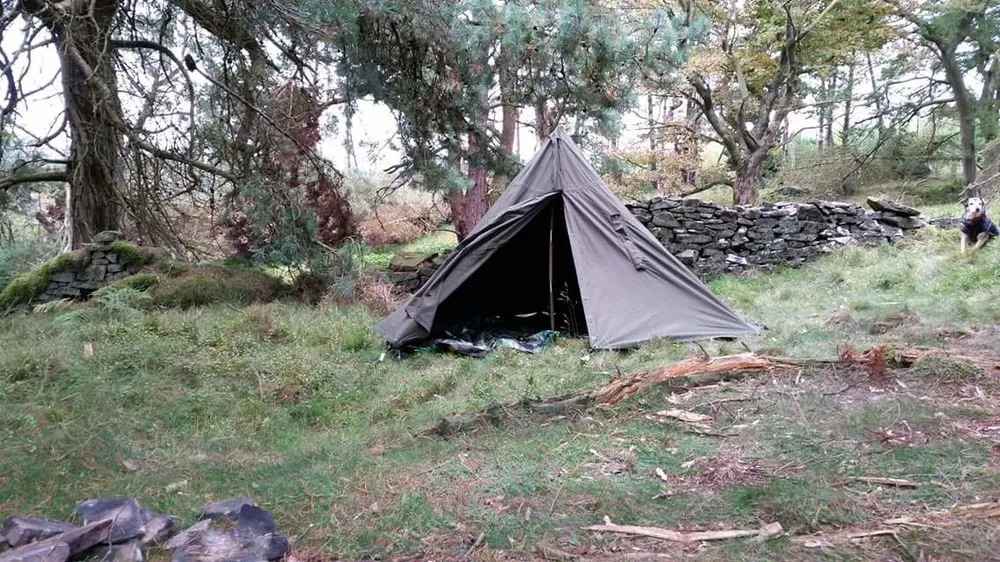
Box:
[430,196,586,340]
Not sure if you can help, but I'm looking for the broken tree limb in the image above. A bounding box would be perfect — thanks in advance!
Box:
[426,353,786,437]
[593,354,781,405]
[584,518,782,543]
[422,346,978,438]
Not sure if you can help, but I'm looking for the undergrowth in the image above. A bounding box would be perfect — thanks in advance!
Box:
[1,220,999,560]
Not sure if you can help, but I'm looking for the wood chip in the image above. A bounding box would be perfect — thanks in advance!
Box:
[83,343,94,358]
[584,518,781,543]
[164,479,188,493]
[848,529,897,540]
[953,502,1000,519]
[656,409,711,423]
[853,476,919,488]
[654,467,669,483]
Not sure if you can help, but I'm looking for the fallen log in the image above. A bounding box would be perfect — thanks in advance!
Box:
[423,346,983,438]
[426,353,785,437]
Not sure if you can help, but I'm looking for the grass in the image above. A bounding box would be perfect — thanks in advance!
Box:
[364,228,458,268]
[2,218,1000,560]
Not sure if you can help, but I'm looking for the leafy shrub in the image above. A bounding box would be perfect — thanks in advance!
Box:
[150,265,281,309]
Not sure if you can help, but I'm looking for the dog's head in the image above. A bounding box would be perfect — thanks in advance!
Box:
[963,197,987,221]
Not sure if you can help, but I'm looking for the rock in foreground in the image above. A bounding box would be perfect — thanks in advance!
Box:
[1,518,76,548]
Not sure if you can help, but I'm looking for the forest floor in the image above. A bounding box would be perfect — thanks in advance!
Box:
[2,227,1000,561]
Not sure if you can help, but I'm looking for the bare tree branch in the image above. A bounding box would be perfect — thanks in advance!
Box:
[0,170,68,191]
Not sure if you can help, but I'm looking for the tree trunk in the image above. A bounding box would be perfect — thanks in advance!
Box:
[866,53,885,135]
[938,51,977,186]
[535,102,552,144]
[30,0,125,247]
[817,76,826,151]
[451,167,487,242]
[500,104,518,155]
[733,149,766,205]
[841,60,855,145]
[682,98,699,185]
[450,126,489,241]
[647,94,659,191]
[825,69,837,147]
[979,55,1000,144]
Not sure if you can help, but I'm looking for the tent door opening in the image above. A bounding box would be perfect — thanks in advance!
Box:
[430,195,587,341]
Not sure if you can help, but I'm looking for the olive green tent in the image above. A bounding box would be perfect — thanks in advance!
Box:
[375,127,758,349]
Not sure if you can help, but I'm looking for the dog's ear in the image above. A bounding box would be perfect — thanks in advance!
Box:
[961,197,969,206]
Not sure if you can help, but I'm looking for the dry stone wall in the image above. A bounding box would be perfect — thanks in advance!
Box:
[41,251,138,301]
[624,197,930,277]
[389,197,955,288]
[33,232,143,304]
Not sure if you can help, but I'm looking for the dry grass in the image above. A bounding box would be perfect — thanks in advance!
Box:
[358,203,439,247]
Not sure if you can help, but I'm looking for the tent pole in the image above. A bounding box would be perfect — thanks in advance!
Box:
[548,204,555,331]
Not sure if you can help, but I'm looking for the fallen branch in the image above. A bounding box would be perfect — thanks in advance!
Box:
[798,529,898,549]
[422,346,978,438]
[851,476,919,488]
[426,353,786,437]
[593,354,782,405]
[584,517,782,543]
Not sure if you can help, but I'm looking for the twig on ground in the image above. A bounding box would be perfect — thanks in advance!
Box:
[464,532,485,558]
[653,467,669,483]
[851,476,919,488]
[585,517,782,543]
[822,383,852,396]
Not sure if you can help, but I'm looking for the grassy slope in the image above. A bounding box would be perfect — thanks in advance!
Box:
[2,228,999,560]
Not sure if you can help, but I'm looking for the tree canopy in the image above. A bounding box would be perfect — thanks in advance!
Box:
[0,0,997,257]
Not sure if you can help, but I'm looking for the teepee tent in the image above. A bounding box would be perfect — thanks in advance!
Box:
[375,127,758,350]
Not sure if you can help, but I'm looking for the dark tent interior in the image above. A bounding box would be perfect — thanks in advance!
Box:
[429,196,587,341]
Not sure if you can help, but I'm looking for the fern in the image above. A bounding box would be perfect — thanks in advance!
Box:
[94,288,152,321]
[53,308,98,329]
[33,299,74,314]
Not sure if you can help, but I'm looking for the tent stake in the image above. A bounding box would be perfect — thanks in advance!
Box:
[548,204,556,332]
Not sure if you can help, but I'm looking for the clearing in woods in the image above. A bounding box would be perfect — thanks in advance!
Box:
[1,227,1000,561]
